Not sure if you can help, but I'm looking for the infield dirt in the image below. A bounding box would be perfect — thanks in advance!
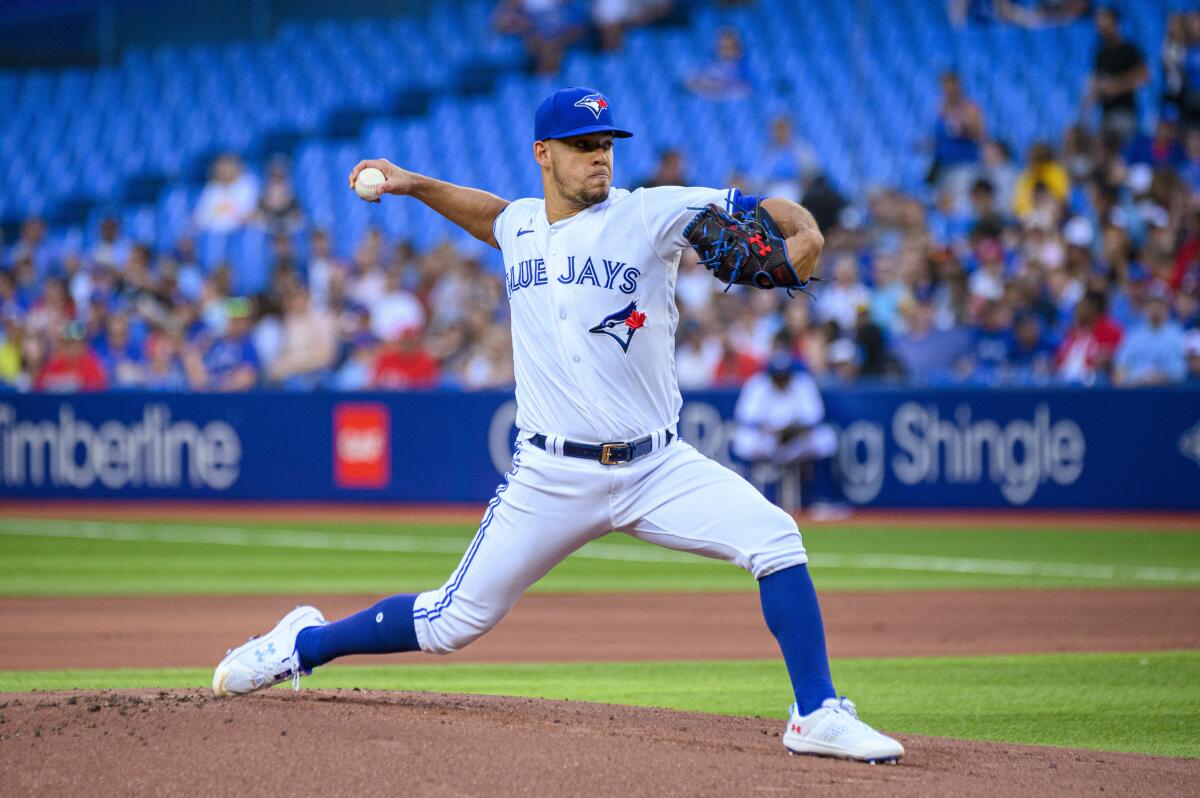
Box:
[1,689,1197,797]
[2,588,1197,669]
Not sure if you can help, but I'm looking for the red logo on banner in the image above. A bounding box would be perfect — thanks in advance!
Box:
[333,403,390,488]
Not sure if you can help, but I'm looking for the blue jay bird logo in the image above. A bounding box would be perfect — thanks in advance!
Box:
[574,93,609,119]
[588,301,646,353]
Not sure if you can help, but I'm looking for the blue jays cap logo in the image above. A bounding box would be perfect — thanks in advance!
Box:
[588,301,646,353]
[574,93,609,119]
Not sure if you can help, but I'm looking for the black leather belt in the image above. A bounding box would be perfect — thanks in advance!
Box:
[528,431,673,465]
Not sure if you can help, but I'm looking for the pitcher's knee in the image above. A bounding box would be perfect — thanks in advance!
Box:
[415,601,507,655]
[746,525,808,581]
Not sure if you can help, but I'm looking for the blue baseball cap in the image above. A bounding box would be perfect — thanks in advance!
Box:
[534,87,633,141]
[766,352,794,376]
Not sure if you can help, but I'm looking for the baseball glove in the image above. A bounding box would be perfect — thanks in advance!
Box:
[683,202,815,295]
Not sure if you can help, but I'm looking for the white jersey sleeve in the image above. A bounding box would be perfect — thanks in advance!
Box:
[492,198,538,250]
[639,186,745,261]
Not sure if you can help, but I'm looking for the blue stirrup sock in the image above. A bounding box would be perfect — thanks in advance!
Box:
[295,594,420,671]
[758,563,837,715]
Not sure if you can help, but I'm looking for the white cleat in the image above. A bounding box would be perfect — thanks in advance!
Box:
[212,605,326,698]
[782,697,904,764]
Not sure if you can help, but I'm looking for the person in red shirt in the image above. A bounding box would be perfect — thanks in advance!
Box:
[711,335,763,386]
[1055,291,1123,383]
[34,321,109,392]
[372,327,439,389]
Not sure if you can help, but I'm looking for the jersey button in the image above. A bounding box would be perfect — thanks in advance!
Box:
[572,355,581,363]
[559,310,567,320]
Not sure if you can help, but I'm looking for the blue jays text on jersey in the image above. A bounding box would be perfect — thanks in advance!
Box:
[505,255,640,298]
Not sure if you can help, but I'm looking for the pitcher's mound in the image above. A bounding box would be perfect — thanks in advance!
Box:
[0,690,1195,796]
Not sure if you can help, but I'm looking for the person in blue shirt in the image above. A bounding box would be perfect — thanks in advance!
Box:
[1113,287,1187,386]
[969,300,1012,383]
[92,311,145,388]
[1005,310,1056,384]
[193,297,260,391]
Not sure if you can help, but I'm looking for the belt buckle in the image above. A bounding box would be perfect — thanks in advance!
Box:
[599,442,630,465]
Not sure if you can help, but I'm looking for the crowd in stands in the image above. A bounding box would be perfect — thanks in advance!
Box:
[3,5,1200,393]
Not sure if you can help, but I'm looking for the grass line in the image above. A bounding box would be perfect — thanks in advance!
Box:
[3,518,1199,583]
[1,651,1196,758]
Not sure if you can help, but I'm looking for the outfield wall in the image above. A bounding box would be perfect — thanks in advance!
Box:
[1,387,1198,508]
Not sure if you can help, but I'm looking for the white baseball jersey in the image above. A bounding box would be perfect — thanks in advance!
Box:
[411,185,807,657]
[492,186,742,442]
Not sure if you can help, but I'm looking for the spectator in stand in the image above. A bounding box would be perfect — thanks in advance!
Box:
[0,270,22,319]
[815,254,870,334]
[191,297,260,391]
[1185,329,1200,383]
[194,154,259,234]
[1182,11,1200,130]
[331,332,379,391]
[1114,285,1187,385]
[91,215,131,272]
[94,312,144,388]
[592,0,673,51]
[751,116,820,202]
[891,292,973,383]
[460,325,516,389]
[142,331,189,391]
[685,27,752,102]
[966,178,1006,242]
[1012,142,1070,219]
[493,0,586,75]
[268,287,336,390]
[639,148,688,189]
[968,299,1013,382]
[257,157,303,234]
[949,0,1087,29]
[26,276,73,342]
[0,314,23,387]
[968,238,1008,315]
[1087,6,1148,145]
[373,328,439,389]
[1056,290,1124,384]
[674,321,719,389]
[981,140,1019,215]
[1161,13,1190,120]
[306,228,343,310]
[8,217,52,278]
[1005,309,1056,383]
[712,333,761,385]
[929,71,986,212]
[1181,129,1200,199]
[348,228,388,309]
[370,267,427,343]
[1125,116,1186,170]
[34,321,107,392]
[825,338,861,384]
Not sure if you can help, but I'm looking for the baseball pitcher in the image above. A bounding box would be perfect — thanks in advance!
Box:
[213,87,902,763]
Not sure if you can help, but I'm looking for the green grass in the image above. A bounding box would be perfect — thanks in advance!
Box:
[1,516,1198,595]
[3,651,1196,758]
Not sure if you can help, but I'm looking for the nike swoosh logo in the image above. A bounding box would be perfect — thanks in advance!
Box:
[516,228,535,237]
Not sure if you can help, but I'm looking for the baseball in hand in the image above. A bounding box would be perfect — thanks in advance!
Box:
[354,167,386,201]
